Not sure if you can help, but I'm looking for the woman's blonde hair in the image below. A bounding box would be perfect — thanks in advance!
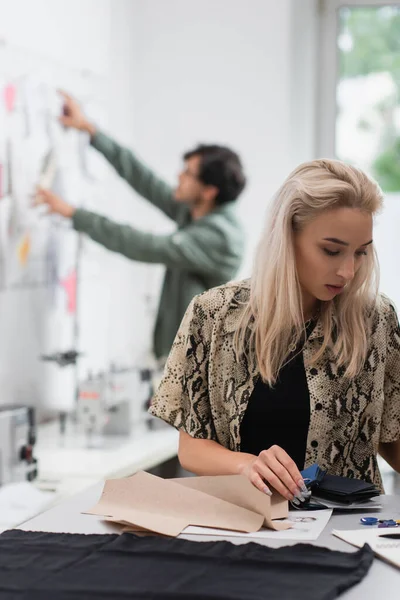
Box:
[235,158,383,385]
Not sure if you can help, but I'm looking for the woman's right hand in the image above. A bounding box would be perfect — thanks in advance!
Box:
[241,445,311,504]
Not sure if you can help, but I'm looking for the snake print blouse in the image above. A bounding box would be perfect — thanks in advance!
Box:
[149,280,400,491]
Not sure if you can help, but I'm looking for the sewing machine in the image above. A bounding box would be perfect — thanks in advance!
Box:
[77,367,137,446]
[0,405,37,485]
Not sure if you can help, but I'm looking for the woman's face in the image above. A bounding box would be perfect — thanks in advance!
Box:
[294,207,373,315]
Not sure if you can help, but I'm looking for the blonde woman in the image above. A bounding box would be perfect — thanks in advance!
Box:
[149,159,400,506]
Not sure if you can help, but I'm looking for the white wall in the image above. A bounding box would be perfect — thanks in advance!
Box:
[289,0,319,167]
[0,0,111,74]
[129,0,296,275]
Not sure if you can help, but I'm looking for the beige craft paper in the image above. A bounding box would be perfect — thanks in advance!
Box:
[173,474,289,530]
[85,471,265,538]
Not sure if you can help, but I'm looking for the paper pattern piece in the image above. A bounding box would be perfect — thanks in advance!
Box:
[85,472,289,538]
[173,474,289,530]
[333,527,400,570]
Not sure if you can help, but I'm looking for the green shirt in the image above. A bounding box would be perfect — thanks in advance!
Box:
[72,131,245,359]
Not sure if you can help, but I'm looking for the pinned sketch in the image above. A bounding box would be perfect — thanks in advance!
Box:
[60,268,77,314]
[45,229,59,306]
[20,77,39,138]
[34,147,57,204]
[5,139,12,198]
[77,133,93,180]
[4,83,16,113]
[0,88,7,200]
[0,195,12,289]
[17,233,30,266]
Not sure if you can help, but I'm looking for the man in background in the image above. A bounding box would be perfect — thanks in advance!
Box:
[37,92,246,360]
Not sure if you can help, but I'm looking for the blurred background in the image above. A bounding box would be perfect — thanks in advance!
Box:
[0,0,398,511]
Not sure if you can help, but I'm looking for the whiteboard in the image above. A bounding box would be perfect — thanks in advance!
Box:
[0,40,108,418]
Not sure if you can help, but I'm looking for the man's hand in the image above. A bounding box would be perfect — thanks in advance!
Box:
[58,90,96,136]
[35,188,76,219]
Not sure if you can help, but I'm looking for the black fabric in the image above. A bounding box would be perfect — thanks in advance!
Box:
[0,530,373,600]
[240,344,310,470]
[314,474,380,504]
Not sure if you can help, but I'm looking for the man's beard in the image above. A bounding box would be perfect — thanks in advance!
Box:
[175,188,202,205]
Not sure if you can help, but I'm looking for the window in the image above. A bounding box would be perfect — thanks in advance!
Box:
[318,0,400,305]
[318,0,400,188]
[318,1,400,493]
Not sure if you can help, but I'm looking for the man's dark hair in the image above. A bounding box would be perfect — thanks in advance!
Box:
[183,144,246,205]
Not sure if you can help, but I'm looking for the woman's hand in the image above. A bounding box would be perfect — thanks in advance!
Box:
[241,445,311,504]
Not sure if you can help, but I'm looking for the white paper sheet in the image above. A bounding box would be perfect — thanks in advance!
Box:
[311,495,382,510]
[0,481,56,532]
[182,509,333,541]
[333,527,400,569]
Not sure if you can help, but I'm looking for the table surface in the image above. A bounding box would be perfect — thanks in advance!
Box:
[0,420,179,532]
[18,483,400,599]
[35,419,179,482]
[33,419,178,501]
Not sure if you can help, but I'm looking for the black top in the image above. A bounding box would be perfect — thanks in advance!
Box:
[0,530,373,600]
[240,326,314,470]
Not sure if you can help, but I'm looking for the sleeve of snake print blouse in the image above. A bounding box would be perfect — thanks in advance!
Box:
[381,301,400,443]
[149,295,217,440]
